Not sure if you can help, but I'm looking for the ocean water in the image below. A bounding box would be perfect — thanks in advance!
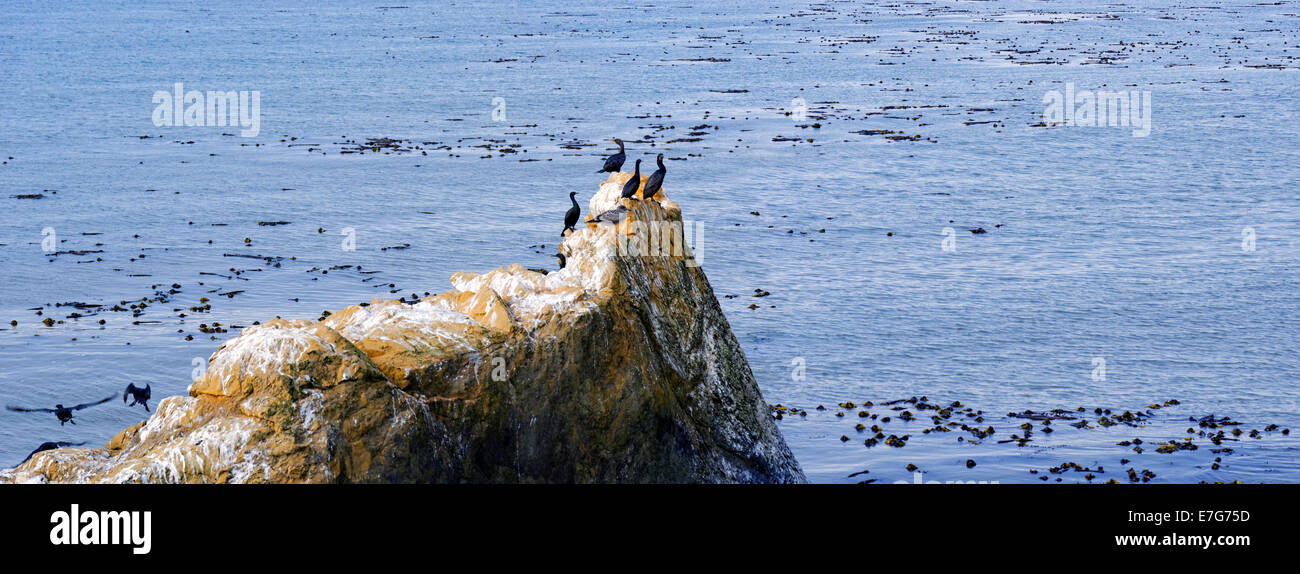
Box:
[1,0,1297,483]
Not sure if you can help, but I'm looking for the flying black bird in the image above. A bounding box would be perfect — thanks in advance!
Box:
[598,138,626,173]
[123,383,152,411]
[562,192,580,237]
[642,153,666,200]
[7,395,113,425]
[556,253,567,269]
[19,441,86,465]
[620,159,642,200]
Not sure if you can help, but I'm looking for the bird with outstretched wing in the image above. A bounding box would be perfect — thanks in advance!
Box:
[7,395,114,425]
[18,441,87,465]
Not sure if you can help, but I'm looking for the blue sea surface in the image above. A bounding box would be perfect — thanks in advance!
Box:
[1,0,1297,483]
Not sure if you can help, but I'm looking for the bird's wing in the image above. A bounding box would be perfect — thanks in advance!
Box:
[72,395,115,410]
[6,405,55,413]
[124,383,137,401]
[588,206,629,224]
[19,449,42,465]
[645,172,664,190]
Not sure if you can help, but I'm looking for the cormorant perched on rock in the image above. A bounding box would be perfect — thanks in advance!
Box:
[586,205,630,225]
[562,192,580,236]
[7,395,113,425]
[620,159,642,200]
[19,441,85,465]
[124,383,152,411]
[556,253,567,269]
[598,138,626,173]
[642,153,666,200]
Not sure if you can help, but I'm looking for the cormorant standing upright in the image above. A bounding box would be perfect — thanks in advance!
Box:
[620,159,642,200]
[6,395,114,425]
[598,138,626,173]
[642,153,666,200]
[562,192,580,236]
[124,383,152,411]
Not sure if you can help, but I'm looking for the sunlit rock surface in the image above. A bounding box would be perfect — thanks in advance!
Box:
[2,175,804,483]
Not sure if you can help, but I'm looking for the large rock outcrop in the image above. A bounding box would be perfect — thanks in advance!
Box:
[2,174,805,483]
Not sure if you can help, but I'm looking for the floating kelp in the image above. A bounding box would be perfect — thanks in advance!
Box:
[771,395,1291,484]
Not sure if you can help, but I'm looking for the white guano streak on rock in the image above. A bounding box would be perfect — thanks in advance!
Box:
[0,179,720,484]
[325,299,483,352]
[198,322,343,393]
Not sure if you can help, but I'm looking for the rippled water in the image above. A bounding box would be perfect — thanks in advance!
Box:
[1,0,1297,482]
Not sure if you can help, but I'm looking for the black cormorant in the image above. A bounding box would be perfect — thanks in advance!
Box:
[598,138,626,173]
[620,159,642,200]
[124,383,152,411]
[7,395,114,425]
[642,153,666,200]
[562,192,580,236]
[19,441,86,465]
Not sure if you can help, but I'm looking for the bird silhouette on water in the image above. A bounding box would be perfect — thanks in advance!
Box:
[6,395,113,425]
[620,159,642,200]
[598,138,626,173]
[19,441,86,465]
[642,153,666,200]
[123,383,152,411]
[562,192,580,236]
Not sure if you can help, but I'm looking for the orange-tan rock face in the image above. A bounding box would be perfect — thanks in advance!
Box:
[1,175,805,483]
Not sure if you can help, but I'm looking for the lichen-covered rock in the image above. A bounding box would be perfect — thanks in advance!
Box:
[2,176,804,483]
